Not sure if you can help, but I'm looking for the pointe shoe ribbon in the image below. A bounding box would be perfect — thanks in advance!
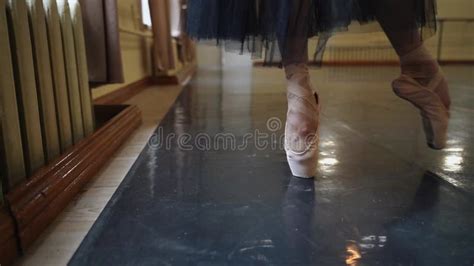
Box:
[392,72,450,150]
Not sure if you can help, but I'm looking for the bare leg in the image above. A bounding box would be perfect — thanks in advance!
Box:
[281,0,320,178]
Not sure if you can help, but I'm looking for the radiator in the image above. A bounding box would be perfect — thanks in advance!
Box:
[0,0,94,194]
[0,0,26,193]
[28,0,61,162]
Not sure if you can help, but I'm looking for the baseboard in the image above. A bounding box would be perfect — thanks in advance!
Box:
[93,63,197,105]
[6,105,142,250]
[94,77,153,105]
[439,60,474,65]
[153,62,197,86]
[0,207,19,266]
[253,60,474,67]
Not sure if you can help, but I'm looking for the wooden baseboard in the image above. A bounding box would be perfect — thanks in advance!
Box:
[94,77,153,105]
[319,60,474,66]
[153,62,197,86]
[6,105,142,250]
[0,207,19,266]
[254,60,474,67]
[439,60,474,65]
[93,63,197,105]
[251,61,400,67]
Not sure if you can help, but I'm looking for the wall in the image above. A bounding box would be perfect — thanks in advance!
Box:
[91,0,153,100]
[91,0,474,99]
[438,0,474,18]
[194,0,473,65]
[306,0,474,62]
[196,44,221,68]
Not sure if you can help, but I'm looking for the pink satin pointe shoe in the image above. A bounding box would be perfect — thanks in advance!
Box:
[392,71,451,150]
[284,64,320,178]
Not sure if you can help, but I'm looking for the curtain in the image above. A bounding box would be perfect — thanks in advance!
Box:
[79,0,124,84]
[149,0,176,72]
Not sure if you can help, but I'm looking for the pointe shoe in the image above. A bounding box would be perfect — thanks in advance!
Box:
[284,67,320,178]
[392,71,450,150]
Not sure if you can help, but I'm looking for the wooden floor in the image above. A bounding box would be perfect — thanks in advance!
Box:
[17,84,184,266]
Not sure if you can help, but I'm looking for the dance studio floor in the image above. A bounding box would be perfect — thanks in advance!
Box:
[26,64,474,265]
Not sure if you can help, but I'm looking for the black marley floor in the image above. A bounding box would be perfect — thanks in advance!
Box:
[70,65,474,266]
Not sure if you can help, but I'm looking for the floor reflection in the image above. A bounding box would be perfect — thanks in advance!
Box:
[70,65,474,266]
[282,178,316,264]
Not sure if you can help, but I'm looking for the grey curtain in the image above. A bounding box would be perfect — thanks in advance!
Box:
[79,0,124,84]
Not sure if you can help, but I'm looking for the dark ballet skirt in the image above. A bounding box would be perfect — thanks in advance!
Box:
[186,0,437,65]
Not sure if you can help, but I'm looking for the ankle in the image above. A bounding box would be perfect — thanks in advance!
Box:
[285,63,309,79]
[285,64,317,97]
[399,45,439,85]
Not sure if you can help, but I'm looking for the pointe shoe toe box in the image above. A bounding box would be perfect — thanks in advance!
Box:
[286,150,318,178]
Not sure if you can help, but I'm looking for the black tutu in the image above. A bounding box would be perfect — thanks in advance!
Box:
[186,0,437,65]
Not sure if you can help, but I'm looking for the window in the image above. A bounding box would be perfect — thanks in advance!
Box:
[169,0,182,37]
[141,0,152,27]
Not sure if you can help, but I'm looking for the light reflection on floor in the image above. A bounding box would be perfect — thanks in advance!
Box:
[70,64,474,266]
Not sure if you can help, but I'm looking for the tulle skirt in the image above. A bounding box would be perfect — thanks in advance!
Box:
[186,0,437,65]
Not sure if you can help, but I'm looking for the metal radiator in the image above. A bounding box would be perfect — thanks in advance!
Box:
[0,0,94,198]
